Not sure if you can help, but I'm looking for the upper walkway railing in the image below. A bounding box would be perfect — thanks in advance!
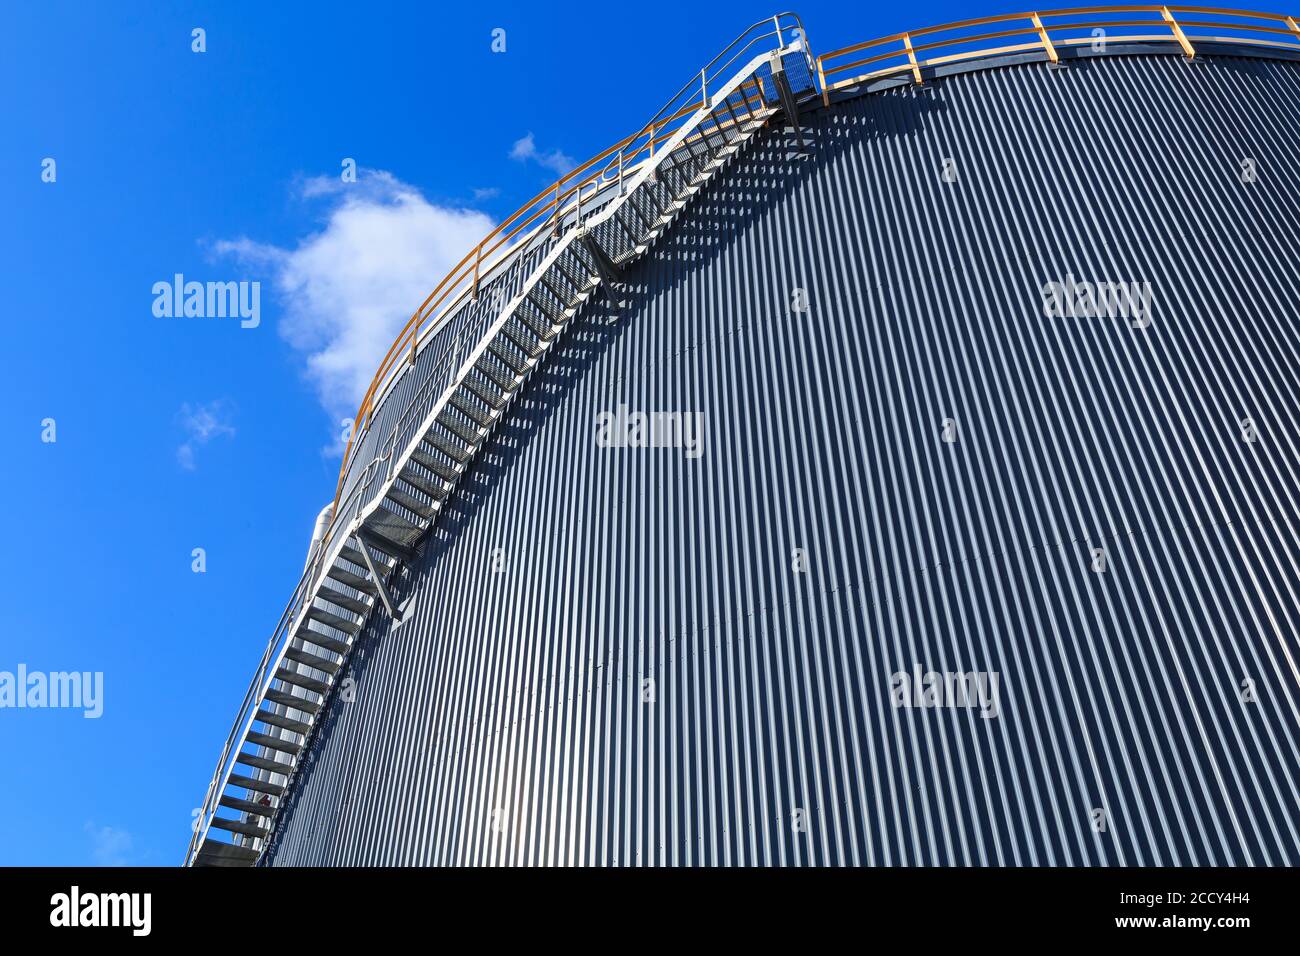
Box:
[334,6,1300,523]
[816,6,1300,100]
[334,8,1300,524]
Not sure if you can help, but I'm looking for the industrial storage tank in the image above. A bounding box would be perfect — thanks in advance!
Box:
[188,8,1300,867]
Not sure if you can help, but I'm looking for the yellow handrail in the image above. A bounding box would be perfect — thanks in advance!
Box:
[816,5,1300,98]
[333,5,1299,513]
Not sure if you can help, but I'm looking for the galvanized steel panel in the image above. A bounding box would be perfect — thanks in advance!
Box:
[265,47,1300,866]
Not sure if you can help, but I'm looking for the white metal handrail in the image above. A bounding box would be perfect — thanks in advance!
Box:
[185,14,815,867]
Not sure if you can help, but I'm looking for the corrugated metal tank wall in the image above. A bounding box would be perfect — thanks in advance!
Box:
[266,47,1300,866]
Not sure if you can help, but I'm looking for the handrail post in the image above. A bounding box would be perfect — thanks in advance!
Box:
[1286,15,1300,44]
[904,33,923,85]
[471,246,482,300]
[1031,13,1059,64]
[773,15,782,47]
[701,69,709,107]
[647,123,657,183]
[1162,6,1196,59]
[817,55,830,107]
[798,20,816,76]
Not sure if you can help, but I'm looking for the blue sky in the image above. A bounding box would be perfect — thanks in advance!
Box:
[0,0,1269,865]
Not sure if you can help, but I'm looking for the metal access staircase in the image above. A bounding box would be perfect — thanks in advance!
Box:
[186,18,817,868]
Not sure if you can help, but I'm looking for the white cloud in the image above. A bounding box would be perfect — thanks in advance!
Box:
[177,400,235,470]
[85,822,134,866]
[215,171,494,435]
[472,186,501,201]
[509,132,575,176]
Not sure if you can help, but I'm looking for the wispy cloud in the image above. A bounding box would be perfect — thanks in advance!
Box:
[215,170,494,442]
[85,822,134,866]
[472,186,500,201]
[176,400,235,470]
[509,132,575,176]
